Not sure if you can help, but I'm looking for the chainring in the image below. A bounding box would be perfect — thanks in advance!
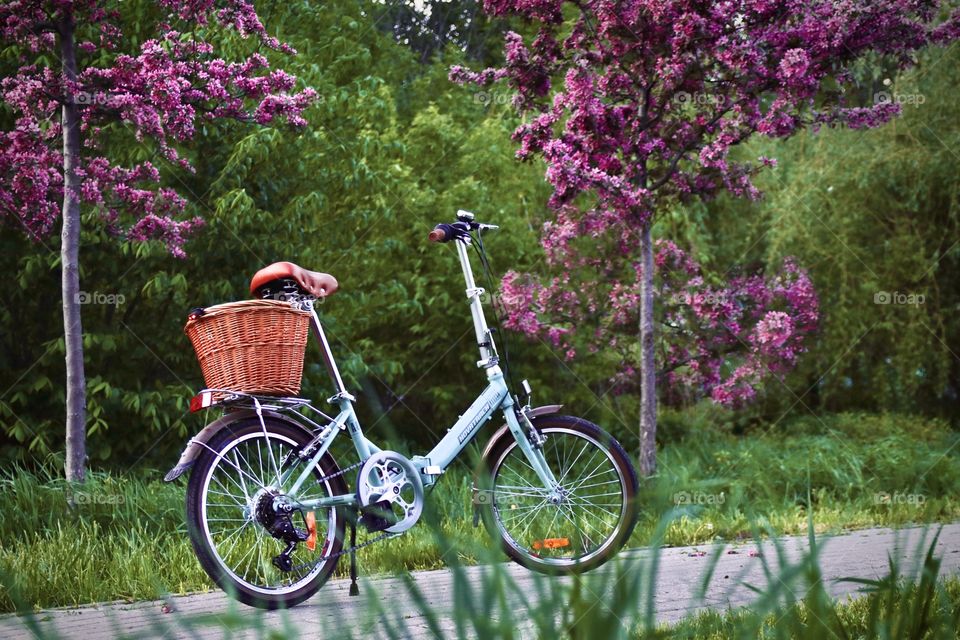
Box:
[355,451,424,534]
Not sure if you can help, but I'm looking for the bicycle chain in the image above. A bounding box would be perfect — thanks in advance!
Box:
[312,458,365,486]
[284,457,395,573]
[289,529,396,574]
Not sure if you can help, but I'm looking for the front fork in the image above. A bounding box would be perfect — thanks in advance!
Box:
[502,395,559,493]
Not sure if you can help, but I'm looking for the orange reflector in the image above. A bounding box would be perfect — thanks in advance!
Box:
[532,537,570,551]
[305,511,317,551]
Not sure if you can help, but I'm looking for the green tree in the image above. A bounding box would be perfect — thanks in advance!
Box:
[0,0,556,469]
[678,47,960,420]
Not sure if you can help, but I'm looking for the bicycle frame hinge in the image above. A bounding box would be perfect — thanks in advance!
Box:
[412,457,444,488]
[327,391,356,404]
[476,356,500,369]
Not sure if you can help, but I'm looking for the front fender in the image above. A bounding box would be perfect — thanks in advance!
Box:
[478,404,563,463]
[163,409,307,482]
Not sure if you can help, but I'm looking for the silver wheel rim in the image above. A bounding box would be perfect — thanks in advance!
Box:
[491,427,628,566]
[200,431,339,595]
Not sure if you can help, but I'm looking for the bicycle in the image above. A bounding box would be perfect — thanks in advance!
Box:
[165,210,640,609]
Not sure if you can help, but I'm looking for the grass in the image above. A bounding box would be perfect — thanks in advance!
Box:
[0,411,957,612]
[3,509,958,639]
[660,577,960,640]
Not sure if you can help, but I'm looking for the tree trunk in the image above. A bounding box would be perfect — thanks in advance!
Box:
[638,221,657,476]
[60,14,86,483]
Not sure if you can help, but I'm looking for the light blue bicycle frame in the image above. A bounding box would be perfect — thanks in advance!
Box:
[274,234,558,510]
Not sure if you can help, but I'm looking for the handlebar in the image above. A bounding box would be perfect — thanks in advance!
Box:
[428,218,500,244]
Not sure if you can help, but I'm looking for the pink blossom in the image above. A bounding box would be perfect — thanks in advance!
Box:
[450,0,955,407]
[778,49,812,87]
[499,241,820,407]
[1,1,315,256]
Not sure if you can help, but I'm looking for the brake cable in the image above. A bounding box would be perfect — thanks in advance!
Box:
[471,229,521,403]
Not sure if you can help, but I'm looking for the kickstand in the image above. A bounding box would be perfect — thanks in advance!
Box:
[349,520,359,597]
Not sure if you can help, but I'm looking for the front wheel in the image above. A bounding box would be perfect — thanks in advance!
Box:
[478,415,639,574]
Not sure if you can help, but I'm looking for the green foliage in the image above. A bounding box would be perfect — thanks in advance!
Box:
[0,0,558,467]
[675,46,960,419]
[2,484,959,639]
[646,411,960,546]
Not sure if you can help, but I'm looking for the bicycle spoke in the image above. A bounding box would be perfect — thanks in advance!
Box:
[256,442,266,487]
[556,440,592,486]
[557,502,596,551]
[212,465,250,504]
[201,430,341,594]
[492,426,628,565]
[566,463,617,494]
[567,475,620,492]
[231,451,252,502]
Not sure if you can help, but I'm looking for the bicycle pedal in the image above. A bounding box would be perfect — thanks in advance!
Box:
[358,499,398,533]
[358,514,392,533]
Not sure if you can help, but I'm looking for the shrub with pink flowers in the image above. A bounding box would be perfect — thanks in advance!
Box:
[500,239,819,407]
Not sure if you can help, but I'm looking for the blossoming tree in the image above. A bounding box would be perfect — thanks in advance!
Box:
[453,0,960,474]
[0,0,316,481]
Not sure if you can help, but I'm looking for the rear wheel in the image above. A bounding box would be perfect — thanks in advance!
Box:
[479,415,639,574]
[185,418,347,609]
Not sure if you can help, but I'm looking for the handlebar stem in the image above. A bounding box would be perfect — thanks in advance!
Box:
[454,237,499,371]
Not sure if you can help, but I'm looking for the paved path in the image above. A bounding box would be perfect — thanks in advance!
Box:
[2,524,958,639]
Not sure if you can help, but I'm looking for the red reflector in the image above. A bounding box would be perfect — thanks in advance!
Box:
[189,391,215,412]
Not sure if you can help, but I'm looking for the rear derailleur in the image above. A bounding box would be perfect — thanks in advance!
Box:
[255,490,309,572]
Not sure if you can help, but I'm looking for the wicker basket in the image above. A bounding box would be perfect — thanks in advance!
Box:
[184,299,311,397]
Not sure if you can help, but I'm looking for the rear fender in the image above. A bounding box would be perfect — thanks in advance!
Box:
[163,409,309,482]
